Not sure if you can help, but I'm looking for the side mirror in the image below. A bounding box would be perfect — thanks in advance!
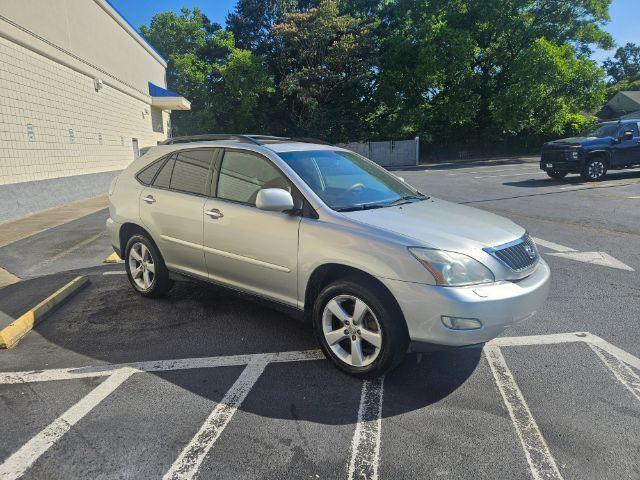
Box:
[256,188,294,212]
[621,130,634,141]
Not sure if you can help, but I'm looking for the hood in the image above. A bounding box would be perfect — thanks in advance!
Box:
[340,198,524,252]
[544,136,610,148]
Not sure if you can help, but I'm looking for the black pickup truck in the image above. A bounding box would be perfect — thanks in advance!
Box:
[540,119,640,181]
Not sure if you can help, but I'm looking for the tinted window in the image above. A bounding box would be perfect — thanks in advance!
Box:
[153,156,175,189]
[136,158,165,185]
[587,124,619,138]
[170,150,214,195]
[278,150,419,210]
[620,123,639,138]
[217,151,290,205]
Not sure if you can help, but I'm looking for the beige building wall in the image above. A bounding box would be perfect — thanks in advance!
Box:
[0,0,167,96]
[0,1,188,221]
[0,35,170,186]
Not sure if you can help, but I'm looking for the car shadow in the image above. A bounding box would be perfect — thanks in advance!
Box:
[1,268,482,424]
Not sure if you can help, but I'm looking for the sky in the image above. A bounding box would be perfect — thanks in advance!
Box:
[109,0,639,64]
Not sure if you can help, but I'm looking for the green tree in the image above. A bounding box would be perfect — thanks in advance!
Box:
[226,0,318,53]
[270,0,375,141]
[140,8,274,135]
[371,0,612,149]
[604,42,640,82]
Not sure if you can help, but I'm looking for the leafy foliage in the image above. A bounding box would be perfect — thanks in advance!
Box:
[604,43,640,83]
[140,0,617,154]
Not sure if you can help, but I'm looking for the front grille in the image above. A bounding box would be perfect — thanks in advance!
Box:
[485,234,539,272]
[541,150,566,162]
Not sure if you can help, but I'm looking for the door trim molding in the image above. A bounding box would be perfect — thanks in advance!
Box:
[203,245,291,273]
[161,234,291,273]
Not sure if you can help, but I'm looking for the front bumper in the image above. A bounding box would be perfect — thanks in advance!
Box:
[382,259,551,350]
[539,157,582,173]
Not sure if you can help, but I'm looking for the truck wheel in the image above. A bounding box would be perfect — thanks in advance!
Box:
[313,277,409,378]
[546,169,568,180]
[124,234,173,297]
[581,158,607,182]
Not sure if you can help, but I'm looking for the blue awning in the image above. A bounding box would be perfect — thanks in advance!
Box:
[148,82,191,110]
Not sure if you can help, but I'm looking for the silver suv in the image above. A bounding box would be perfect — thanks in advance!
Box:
[107,135,550,377]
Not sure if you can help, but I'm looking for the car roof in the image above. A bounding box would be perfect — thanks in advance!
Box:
[138,140,343,163]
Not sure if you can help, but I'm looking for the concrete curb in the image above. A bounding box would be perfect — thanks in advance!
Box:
[0,276,89,349]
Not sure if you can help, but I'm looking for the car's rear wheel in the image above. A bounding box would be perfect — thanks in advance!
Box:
[124,234,172,297]
[581,157,607,182]
[313,278,409,378]
[546,169,568,180]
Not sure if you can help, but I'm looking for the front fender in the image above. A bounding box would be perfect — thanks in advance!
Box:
[297,218,436,304]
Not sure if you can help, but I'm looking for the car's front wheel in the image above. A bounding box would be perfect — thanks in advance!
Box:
[313,277,409,378]
[546,169,568,180]
[124,234,172,297]
[581,157,607,182]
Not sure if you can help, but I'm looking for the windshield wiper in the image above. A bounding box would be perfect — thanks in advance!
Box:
[335,203,389,212]
[386,194,428,206]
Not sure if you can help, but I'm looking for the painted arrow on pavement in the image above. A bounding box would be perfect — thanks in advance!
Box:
[532,237,635,272]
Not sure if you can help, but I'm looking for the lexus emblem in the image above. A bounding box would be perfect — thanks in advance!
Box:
[524,244,536,259]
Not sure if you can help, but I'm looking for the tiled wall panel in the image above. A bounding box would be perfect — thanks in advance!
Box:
[0,35,169,186]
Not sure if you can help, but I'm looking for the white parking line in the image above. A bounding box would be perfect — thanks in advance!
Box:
[0,367,135,480]
[0,349,324,385]
[1,333,639,479]
[473,172,541,179]
[485,346,564,480]
[588,343,640,403]
[102,270,126,275]
[163,357,269,480]
[347,377,385,480]
[445,167,540,176]
[531,238,577,253]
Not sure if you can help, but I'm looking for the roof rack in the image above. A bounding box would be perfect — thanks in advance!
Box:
[160,134,332,146]
[159,134,261,145]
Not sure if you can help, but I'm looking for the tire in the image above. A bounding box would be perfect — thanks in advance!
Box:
[581,157,607,182]
[313,277,409,378]
[546,169,568,180]
[124,233,172,297]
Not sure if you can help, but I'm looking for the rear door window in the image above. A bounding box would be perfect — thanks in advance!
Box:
[170,150,215,196]
[151,149,218,195]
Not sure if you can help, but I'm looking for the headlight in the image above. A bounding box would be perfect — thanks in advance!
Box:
[408,248,494,286]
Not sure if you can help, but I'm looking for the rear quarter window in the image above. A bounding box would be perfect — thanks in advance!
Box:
[136,157,166,185]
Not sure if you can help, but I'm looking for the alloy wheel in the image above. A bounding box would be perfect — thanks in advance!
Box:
[588,160,605,180]
[128,242,156,290]
[321,294,382,367]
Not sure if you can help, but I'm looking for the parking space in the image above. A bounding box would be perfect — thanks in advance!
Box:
[1,157,640,479]
[0,270,638,480]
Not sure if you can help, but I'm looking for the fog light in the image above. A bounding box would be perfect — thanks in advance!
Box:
[441,316,482,330]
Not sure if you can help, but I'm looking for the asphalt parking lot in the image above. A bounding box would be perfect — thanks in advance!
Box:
[1,157,639,479]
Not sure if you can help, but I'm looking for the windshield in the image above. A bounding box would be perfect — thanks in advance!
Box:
[278,150,424,211]
[586,124,618,138]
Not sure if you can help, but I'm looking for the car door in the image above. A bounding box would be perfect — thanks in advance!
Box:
[612,123,640,166]
[203,148,301,306]
[139,148,218,279]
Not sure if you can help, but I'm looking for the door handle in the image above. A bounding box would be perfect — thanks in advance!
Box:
[142,195,156,204]
[205,209,224,219]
